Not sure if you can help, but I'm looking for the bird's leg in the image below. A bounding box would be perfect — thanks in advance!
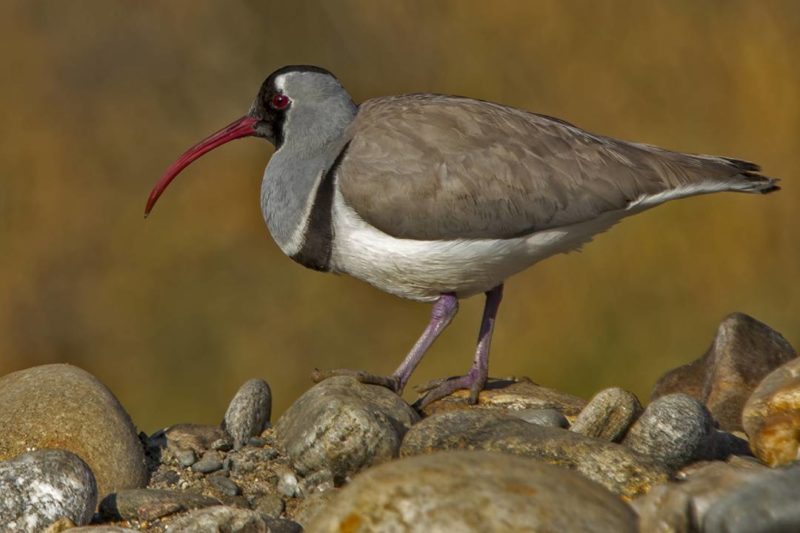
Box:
[311,293,459,394]
[416,284,503,408]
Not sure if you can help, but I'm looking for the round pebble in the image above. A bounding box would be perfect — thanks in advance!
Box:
[623,393,714,470]
[192,452,224,474]
[224,379,273,450]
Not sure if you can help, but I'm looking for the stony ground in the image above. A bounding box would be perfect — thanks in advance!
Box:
[1,311,799,532]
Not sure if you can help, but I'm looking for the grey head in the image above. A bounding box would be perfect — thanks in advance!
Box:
[145,65,356,216]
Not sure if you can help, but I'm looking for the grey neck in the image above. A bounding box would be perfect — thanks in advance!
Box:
[260,98,357,262]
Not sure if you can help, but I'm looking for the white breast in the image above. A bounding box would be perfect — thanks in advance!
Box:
[330,190,628,302]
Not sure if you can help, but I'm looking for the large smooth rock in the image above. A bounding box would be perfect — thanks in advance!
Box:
[307,451,637,532]
[223,379,272,450]
[570,387,642,441]
[623,394,714,470]
[652,313,796,431]
[400,409,667,497]
[742,356,800,466]
[99,488,221,521]
[0,364,148,499]
[633,458,768,532]
[165,506,301,533]
[702,464,800,533]
[0,449,97,531]
[275,376,418,486]
[419,377,586,419]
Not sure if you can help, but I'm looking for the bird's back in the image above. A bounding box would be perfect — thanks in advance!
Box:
[338,94,777,241]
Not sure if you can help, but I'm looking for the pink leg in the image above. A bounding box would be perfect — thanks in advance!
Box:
[311,293,459,393]
[416,284,503,408]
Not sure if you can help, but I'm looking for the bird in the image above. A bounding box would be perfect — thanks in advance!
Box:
[145,65,779,408]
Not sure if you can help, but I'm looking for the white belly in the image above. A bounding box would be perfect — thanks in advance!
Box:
[330,190,626,302]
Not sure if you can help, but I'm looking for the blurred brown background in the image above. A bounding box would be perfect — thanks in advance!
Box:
[1,1,797,433]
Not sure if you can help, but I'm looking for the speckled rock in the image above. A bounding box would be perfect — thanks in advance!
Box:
[400,409,667,497]
[0,449,97,532]
[99,488,220,521]
[223,379,272,450]
[652,313,796,431]
[0,364,147,499]
[307,450,637,532]
[623,393,714,470]
[742,356,800,466]
[275,376,418,486]
[702,464,800,532]
[633,458,768,531]
[165,506,301,533]
[418,377,586,419]
[570,387,642,441]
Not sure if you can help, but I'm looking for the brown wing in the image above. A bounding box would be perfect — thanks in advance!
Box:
[338,94,775,240]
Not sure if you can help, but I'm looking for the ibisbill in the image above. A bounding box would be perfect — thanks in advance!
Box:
[145,65,779,407]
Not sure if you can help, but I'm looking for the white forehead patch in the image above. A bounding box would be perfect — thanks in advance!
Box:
[274,73,294,93]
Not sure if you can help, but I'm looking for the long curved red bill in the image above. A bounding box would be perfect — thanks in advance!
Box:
[145,115,258,216]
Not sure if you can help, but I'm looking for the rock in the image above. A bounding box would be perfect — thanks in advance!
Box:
[192,451,224,474]
[253,493,285,518]
[149,423,229,455]
[68,526,137,533]
[702,464,800,532]
[570,387,642,441]
[307,451,637,532]
[652,313,796,431]
[293,488,338,527]
[0,449,97,532]
[165,506,301,533]
[174,447,197,467]
[623,393,714,470]
[209,475,241,496]
[633,459,768,531]
[99,488,220,521]
[224,379,272,450]
[274,376,418,486]
[510,408,569,427]
[742,356,800,466]
[400,409,667,497]
[0,364,148,498]
[418,377,586,419]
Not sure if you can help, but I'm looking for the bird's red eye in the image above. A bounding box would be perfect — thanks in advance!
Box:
[271,94,290,110]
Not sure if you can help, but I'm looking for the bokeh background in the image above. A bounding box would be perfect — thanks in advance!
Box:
[1,1,797,433]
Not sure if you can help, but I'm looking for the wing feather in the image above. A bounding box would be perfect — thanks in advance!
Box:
[338,94,775,240]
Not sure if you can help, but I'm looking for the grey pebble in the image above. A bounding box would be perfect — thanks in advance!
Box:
[192,452,224,474]
[174,448,197,467]
[247,436,266,447]
[254,493,285,518]
[224,379,272,450]
[570,387,642,441]
[209,475,241,496]
[623,393,714,470]
[99,488,220,521]
[0,449,97,532]
[510,408,569,428]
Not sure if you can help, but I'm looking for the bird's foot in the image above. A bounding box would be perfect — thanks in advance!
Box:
[310,368,401,393]
[414,366,487,409]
